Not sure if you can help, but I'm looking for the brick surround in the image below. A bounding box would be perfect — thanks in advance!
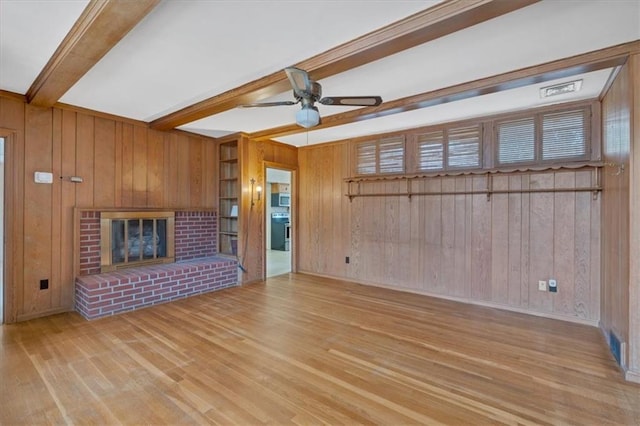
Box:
[75,257,237,320]
[79,211,101,275]
[76,209,236,320]
[174,211,217,261]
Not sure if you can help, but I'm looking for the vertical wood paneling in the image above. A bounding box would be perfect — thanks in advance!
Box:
[471,177,491,301]
[600,55,640,380]
[132,125,148,207]
[146,130,164,207]
[520,175,531,309]
[491,177,509,304]
[528,174,554,313]
[75,113,94,207]
[188,136,203,207]
[51,108,62,309]
[121,123,134,206]
[204,138,216,208]
[453,177,467,297]
[506,176,522,306]
[60,109,77,310]
[553,172,575,317]
[93,117,116,207]
[113,121,123,207]
[440,179,455,293]
[298,142,601,324]
[23,105,53,315]
[336,145,350,278]
[574,171,592,319]
[177,134,190,207]
[164,133,179,207]
[423,178,442,292]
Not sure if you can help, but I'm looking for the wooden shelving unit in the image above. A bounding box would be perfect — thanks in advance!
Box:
[218,140,239,256]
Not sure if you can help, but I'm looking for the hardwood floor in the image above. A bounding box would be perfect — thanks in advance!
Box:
[1,273,639,425]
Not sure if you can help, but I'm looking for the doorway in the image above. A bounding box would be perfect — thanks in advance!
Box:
[266,167,291,277]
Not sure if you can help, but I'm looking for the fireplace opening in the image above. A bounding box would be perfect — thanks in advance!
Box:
[101,211,175,272]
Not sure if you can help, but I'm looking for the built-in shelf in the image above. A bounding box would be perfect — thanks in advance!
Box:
[218,140,239,256]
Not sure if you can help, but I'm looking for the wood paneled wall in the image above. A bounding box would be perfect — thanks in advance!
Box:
[601,63,631,365]
[0,94,217,322]
[237,136,298,284]
[601,56,640,382]
[298,142,602,324]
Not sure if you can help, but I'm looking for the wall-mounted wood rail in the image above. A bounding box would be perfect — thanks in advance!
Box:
[345,166,603,201]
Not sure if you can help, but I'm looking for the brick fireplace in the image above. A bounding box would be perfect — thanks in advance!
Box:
[75,209,237,319]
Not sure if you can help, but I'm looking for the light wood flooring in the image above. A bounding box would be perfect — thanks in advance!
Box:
[1,274,639,425]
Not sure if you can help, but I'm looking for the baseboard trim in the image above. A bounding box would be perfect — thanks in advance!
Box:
[296,270,599,327]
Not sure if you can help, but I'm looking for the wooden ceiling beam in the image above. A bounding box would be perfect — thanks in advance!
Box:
[249,41,640,141]
[26,0,160,107]
[150,0,540,131]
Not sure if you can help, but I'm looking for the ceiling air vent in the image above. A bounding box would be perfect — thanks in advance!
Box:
[540,79,583,98]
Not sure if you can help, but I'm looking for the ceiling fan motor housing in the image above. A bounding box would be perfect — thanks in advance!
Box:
[296,81,322,104]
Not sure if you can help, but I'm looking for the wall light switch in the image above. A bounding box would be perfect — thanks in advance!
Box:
[538,280,547,291]
[34,171,53,184]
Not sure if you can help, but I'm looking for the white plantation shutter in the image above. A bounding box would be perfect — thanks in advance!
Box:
[416,131,444,171]
[497,118,535,164]
[378,136,405,173]
[542,109,586,160]
[355,137,405,175]
[356,141,377,174]
[448,126,480,168]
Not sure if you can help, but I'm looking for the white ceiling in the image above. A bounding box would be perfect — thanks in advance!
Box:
[1,0,639,147]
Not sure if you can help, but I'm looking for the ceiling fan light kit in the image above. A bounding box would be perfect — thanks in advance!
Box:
[238,67,383,128]
[296,105,320,128]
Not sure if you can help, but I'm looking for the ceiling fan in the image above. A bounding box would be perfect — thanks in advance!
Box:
[238,67,383,128]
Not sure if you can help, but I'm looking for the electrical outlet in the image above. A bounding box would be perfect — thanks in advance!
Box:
[345,256,350,264]
[549,279,557,293]
[538,280,547,291]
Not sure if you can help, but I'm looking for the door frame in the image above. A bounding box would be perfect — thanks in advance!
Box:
[263,161,297,279]
[0,129,16,324]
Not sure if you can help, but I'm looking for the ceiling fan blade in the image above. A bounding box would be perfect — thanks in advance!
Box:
[238,100,297,108]
[319,96,383,106]
[285,67,311,97]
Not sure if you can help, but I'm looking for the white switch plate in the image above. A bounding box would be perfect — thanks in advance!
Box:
[34,171,53,184]
[538,280,547,291]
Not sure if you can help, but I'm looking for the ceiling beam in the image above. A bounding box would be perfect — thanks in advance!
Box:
[26,0,160,107]
[150,0,540,131]
[249,40,640,141]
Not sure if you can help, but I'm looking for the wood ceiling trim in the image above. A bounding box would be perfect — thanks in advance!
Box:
[150,0,540,131]
[250,40,640,141]
[26,0,160,108]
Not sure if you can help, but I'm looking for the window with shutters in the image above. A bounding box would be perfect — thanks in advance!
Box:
[542,109,587,160]
[415,125,481,172]
[350,102,594,178]
[416,131,444,171]
[496,107,589,165]
[355,136,405,175]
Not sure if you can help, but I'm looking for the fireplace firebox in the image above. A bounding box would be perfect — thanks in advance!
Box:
[100,211,175,272]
